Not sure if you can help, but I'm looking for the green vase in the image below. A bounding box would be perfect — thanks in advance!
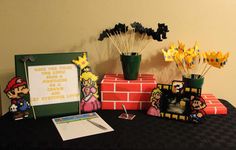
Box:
[182,74,204,89]
[120,53,141,80]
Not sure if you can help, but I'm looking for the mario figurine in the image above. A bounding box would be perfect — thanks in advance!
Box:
[190,96,207,123]
[4,77,31,120]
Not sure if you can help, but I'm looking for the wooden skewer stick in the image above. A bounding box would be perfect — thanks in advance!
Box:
[115,32,125,54]
[124,30,129,53]
[123,28,130,54]
[186,68,190,76]
[180,67,187,76]
[138,40,151,54]
[123,31,130,54]
[128,29,134,53]
[195,56,202,74]
[114,34,122,53]
[108,33,122,54]
[202,65,212,77]
[141,33,146,40]
[173,58,185,75]
[182,64,188,75]
[127,28,132,54]
[178,59,188,75]
[200,63,208,77]
[131,29,136,53]
[177,63,186,76]
[138,34,150,54]
[139,34,145,50]
[176,62,185,76]
[106,33,122,54]
[117,31,128,54]
[121,28,129,54]
[128,30,133,53]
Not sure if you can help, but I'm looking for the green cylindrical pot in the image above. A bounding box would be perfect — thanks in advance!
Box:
[182,74,204,89]
[120,53,141,80]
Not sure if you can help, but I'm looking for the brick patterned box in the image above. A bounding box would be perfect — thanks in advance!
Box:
[101,74,157,110]
[201,94,227,115]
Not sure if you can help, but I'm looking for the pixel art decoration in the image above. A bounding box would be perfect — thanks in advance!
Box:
[4,77,31,120]
[73,53,101,112]
[147,80,206,123]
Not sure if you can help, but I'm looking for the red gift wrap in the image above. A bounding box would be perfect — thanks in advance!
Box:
[101,74,157,110]
[201,94,227,115]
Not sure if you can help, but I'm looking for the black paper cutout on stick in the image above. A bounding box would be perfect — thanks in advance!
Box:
[98,22,169,42]
[98,23,129,41]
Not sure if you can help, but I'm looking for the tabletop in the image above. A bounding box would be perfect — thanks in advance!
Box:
[0,100,235,150]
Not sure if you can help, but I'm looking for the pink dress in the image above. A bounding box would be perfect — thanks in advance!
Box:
[80,87,101,112]
[147,106,160,117]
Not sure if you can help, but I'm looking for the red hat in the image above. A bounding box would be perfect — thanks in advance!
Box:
[199,97,205,103]
[4,77,27,94]
[190,96,205,104]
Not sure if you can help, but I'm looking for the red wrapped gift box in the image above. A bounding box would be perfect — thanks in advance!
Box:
[201,94,227,115]
[101,74,157,110]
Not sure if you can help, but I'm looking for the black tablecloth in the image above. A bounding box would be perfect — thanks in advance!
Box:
[0,100,236,150]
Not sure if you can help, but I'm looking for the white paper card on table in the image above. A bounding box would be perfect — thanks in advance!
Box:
[28,64,80,106]
[52,112,114,141]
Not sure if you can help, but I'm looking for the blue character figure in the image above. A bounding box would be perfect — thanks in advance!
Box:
[4,77,30,120]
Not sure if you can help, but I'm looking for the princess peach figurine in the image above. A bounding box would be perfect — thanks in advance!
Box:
[73,53,101,112]
[80,71,101,112]
[147,88,162,117]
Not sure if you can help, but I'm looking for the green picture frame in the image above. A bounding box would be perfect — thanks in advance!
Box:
[15,52,85,118]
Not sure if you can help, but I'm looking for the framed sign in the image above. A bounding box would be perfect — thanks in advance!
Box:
[15,52,84,118]
[155,81,206,123]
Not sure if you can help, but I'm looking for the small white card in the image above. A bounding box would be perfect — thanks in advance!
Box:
[52,112,114,141]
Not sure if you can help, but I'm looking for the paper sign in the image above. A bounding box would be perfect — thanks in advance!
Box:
[52,112,114,141]
[28,64,80,106]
